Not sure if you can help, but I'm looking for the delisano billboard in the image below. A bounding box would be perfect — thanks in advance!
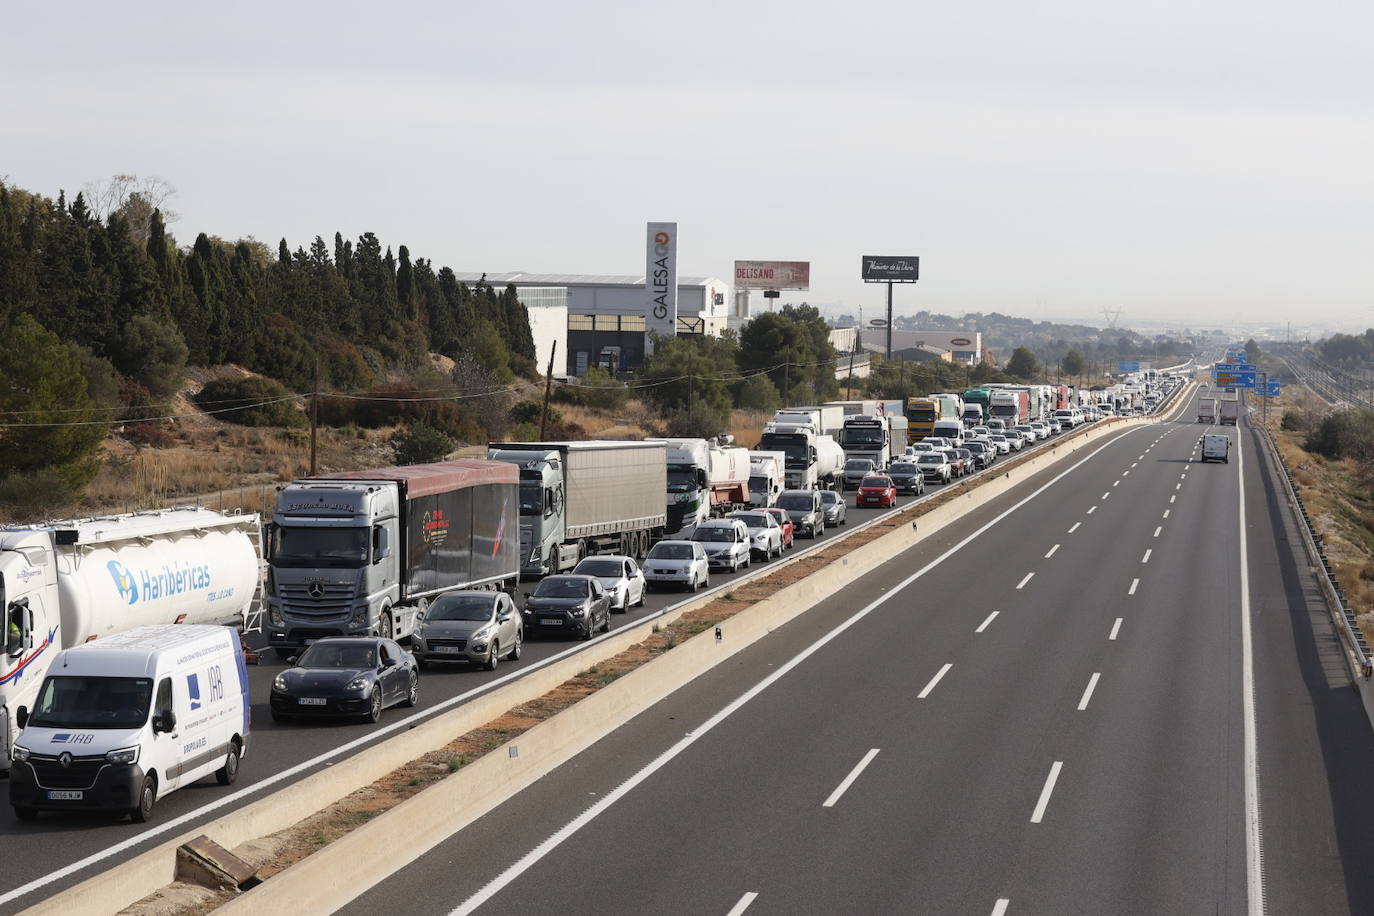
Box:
[734,260,810,290]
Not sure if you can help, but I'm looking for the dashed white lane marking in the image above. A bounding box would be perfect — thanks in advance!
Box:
[1087,506,1097,514]
[1170,494,1177,503]
[1113,480,1121,487]
[1068,522,1081,533]
[1154,526,1162,537]
[1163,509,1170,518]
[1175,483,1182,490]
[727,892,759,916]
[991,900,1010,916]
[1123,470,1130,477]
[1180,473,1187,480]
[823,748,881,808]
[1142,549,1152,563]
[1128,578,1140,595]
[1138,454,1145,460]
[1185,464,1191,471]
[976,611,999,633]
[1045,544,1060,559]
[1109,617,1123,640]
[1077,673,1102,710]
[1017,572,1035,589]
[919,663,954,699]
[1030,761,1064,823]
[1102,491,1111,499]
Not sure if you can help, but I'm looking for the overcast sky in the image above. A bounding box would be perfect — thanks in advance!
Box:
[5,0,1372,332]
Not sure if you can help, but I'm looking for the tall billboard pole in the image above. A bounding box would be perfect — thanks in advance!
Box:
[861,256,920,359]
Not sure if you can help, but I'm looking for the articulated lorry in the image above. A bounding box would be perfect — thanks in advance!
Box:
[840,414,909,468]
[963,387,993,425]
[267,460,521,648]
[989,389,1030,425]
[932,394,965,425]
[1219,398,1239,426]
[1197,396,1217,424]
[767,405,846,437]
[747,451,787,508]
[487,441,666,577]
[658,437,751,531]
[904,397,943,442]
[756,427,845,490]
[2,508,260,771]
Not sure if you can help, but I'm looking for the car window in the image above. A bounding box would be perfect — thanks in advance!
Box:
[590,581,604,598]
[379,642,394,664]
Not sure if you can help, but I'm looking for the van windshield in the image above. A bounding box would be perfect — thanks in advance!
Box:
[28,676,153,730]
[272,526,368,568]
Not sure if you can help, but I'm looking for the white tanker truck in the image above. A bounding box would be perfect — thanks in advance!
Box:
[0,508,260,772]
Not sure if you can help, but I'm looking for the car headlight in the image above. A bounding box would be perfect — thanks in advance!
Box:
[273,673,288,691]
[347,676,371,691]
[471,626,492,642]
[106,746,140,766]
[568,605,586,617]
[11,745,30,763]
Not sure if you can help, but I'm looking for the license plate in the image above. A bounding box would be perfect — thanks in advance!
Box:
[540,618,563,626]
[47,790,82,800]
[433,646,463,654]
[298,697,327,705]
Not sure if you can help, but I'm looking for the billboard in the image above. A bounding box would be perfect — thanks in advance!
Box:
[734,260,810,290]
[646,222,678,353]
[861,255,920,283]
[1118,361,1140,373]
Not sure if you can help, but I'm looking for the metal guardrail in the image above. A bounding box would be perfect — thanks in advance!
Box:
[1253,421,1373,677]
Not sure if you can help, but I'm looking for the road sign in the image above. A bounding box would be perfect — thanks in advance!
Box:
[1261,379,1281,397]
[1215,368,1257,389]
[1118,361,1140,373]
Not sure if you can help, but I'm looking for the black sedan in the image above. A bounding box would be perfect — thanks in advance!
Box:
[270,637,419,724]
[523,574,612,640]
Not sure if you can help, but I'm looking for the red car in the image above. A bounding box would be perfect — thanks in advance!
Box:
[856,475,898,508]
[763,507,796,549]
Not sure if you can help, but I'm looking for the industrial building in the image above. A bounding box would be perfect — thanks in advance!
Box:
[862,330,984,365]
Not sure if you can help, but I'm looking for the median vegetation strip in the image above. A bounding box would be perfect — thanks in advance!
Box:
[119,415,1135,916]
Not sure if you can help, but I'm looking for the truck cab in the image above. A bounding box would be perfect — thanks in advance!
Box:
[489,447,567,578]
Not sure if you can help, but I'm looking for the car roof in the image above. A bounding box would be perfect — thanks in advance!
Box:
[545,574,596,583]
[306,636,380,646]
[577,555,633,563]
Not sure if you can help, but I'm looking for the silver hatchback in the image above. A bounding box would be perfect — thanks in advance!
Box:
[412,590,522,670]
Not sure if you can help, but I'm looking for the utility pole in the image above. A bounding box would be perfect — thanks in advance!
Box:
[688,346,695,415]
[885,282,894,359]
[782,351,791,408]
[309,357,319,475]
[539,340,558,439]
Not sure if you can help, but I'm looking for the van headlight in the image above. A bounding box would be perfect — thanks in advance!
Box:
[106,746,140,765]
[11,745,30,763]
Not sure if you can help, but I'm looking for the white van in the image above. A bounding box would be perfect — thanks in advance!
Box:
[1200,434,1231,463]
[9,624,249,822]
[931,419,965,447]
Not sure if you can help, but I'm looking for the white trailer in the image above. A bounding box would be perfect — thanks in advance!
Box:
[1,508,260,772]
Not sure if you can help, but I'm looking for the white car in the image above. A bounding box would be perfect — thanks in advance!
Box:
[1012,424,1039,444]
[643,540,710,592]
[1029,421,1050,438]
[727,510,784,559]
[691,518,753,572]
[987,434,1013,454]
[572,555,646,611]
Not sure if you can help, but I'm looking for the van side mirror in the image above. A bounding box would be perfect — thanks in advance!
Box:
[15,706,28,729]
[154,711,177,733]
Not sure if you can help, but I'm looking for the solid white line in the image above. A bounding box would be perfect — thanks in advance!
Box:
[823,748,881,808]
[1030,761,1064,823]
[991,900,1010,916]
[1087,506,1096,514]
[726,892,759,916]
[1077,673,1101,710]
[1142,549,1152,563]
[1017,572,1035,589]
[1109,617,1123,640]
[1045,544,1060,559]
[1128,578,1140,595]
[446,427,1146,916]
[1237,425,1266,914]
[1153,526,1162,537]
[919,663,954,698]
[976,611,1000,633]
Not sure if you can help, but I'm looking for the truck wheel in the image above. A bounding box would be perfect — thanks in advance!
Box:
[376,610,394,642]
[216,741,241,786]
[131,774,158,823]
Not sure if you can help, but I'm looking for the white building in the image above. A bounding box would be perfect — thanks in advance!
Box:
[862,330,984,365]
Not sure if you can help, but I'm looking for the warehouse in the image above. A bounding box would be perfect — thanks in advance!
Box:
[862,330,983,365]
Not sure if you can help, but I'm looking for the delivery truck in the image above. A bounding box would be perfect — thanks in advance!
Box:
[265,460,520,649]
[904,397,943,442]
[1219,398,1239,426]
[1,508,259,773]
[488,441,667,577]
[657,437,751,531]
[963,387,994,425]
[747,451,786,508]
[989,389,1030,425]
[840,414,908,468]
[1197,397,1217,424]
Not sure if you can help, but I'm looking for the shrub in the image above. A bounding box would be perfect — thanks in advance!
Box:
[1304,409,1374,461]
[124,422,177,449]
[390,423,455,465]
[737,373,781,412]
[316,383,480,441]
[0,469,78,522]
[112,315,188,399]
[510,400,556,426]
[1280,408,1311,433]
[665,403,731,438]
[196,377,307,428]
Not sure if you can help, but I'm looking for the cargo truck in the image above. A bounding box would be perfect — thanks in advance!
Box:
[963,387,993,425]
[488,441,666,577]
[747,451,786,508]
[2,508,260,772]
[840,414,908,468]
[989,389,1030,425]
[266,460,520,649]
[657,437,751,531]
[1219,398,1239,426]
[904,397,943,442]
[767,405,846,437]
[1197,397,1217,424]
[932,394,965,425]
[756,428,845,490]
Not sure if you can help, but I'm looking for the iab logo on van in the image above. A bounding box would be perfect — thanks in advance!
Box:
[51,733,95,745]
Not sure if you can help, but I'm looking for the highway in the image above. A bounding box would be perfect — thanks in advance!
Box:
[0,412,1083,911]
[335,388,1374,916]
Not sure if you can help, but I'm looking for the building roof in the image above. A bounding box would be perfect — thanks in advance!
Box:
[451,272,719,289]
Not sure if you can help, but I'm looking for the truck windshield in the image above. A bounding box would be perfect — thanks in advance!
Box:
[666,466,697,494]
[757,435,808,468]
[519,480,543,516]
[907,406,936,422]
[841,427,885,447]
[748,475,769,495]
[272,526,369,567]
[28,676,153,730]
[990,406,1016,416]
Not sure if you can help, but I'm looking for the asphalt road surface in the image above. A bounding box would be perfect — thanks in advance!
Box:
[337,391,1374,916]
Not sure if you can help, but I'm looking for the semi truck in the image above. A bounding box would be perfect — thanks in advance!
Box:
[747,451,787,508]
[839,414,909,468]
[1219,398,1239,426]
[2,508,260,772]
[904,397,943,442]
[989,389,1030,425]
[1197,397,1217,424]
[266,460,521,649]
[487,441,667,577]
[657,437,751,531]
[756,427,845,490]
[932,394,965,425]
[767,405,846,437]
[963,387,993,425]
